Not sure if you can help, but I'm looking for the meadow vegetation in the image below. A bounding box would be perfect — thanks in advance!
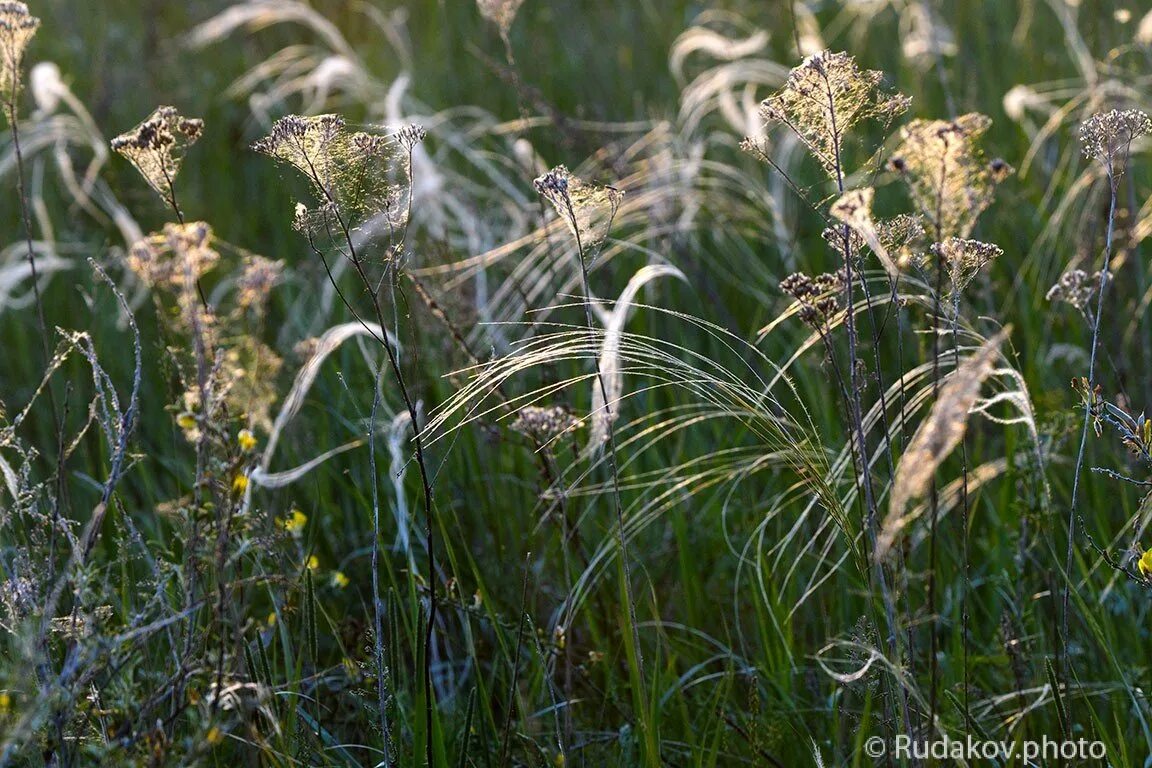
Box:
[2,0,1152,765]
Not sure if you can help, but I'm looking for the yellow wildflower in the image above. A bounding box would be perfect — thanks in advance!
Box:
[331,571,349,589]
[176,412,196,430]
[1138,548,1152,578]
[237,428,257,452]
[231,473,249,495]
[306,555,319,571]
[0,692,10,714]
[206,726,223,746]
[266,611,277,627]
[282,508,307,535]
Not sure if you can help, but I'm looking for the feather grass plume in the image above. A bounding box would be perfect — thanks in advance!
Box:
[879,325,1011,558]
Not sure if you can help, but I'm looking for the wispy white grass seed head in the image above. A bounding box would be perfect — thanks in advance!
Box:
[881,326,1011,557]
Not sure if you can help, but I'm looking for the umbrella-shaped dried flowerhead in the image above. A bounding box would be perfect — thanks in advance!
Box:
[889,113,1003,239]
[781,270,845,329]
[111,106,203,204]
[927,237,1002,296]
[1046,268,1101,314]
[1079,108,1151,172]
[477,0,524,38]
[510,405,579,443]
[758,50,909,180]
[0,2,39,108]
[254,114,416,231]
[534,165,624,258]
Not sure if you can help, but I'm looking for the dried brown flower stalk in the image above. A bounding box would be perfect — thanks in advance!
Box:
[829,187,899,279]
[510,405,578,443]
[928,237,1003,296]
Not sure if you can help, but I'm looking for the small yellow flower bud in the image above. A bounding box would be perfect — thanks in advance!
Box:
[231,474,249,495]
[238,429,257,452]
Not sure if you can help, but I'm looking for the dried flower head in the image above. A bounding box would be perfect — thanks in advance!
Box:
[534,165,624,258]
[927,237,1003,295]
[781,269,846,328]
[254,114,413,230]
[0,2,39,106]
[126,222,218,289]
[758,51,909,179]
[890,113,996,238]
[1079,108,1151,168]
[510,405,579,443]
[396,123,426,152]
[477,0,525,37]
[236,255,284,311]
[111,106,203,205]
[1046,268,1101,313]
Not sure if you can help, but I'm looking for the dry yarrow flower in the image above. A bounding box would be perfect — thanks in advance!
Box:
[780,270,845,328]
[889,113,1003,239]
[236,255,284,311]
[927,237,1003,295]
[758,50,909,179]
[1079,109,1151,168]
[111,106,203,203]
[534,165,624,257]
[0,2,39,106]
[477,0,524,36]
[510,405,579,443]
[126,221,218,289]
[254,115,419,230]
[1046,268,1101,313]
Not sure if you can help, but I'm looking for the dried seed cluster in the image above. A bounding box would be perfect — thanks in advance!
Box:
[781,269,846,328]
[0,1,39,104]
[510,405,579,442]
[111,106,203,201]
